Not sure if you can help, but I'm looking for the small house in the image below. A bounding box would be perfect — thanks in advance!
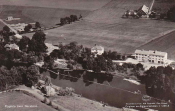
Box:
[91,45,104,55]
[6,16,14,21]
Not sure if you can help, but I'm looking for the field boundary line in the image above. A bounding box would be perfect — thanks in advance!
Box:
[136,29,175,50]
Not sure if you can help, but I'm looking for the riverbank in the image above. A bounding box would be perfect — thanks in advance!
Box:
[49,93,124,111]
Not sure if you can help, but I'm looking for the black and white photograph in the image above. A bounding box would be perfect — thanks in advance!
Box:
[0,0,175,111]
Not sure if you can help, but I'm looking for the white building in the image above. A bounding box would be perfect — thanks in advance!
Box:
[6,16,14,21]
[137,5,149,15]
[9,23,28,32]
[6,16,20,21]
[45,43,59,55]
[134,50,168,64]
[91,45,104,55]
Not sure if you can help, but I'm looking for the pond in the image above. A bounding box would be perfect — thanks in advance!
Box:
[42,70,174,111]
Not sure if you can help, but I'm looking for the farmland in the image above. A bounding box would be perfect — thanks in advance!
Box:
[2,0,175,57]
[0,5,91,27]
[0,92,57,111]
[40,0,175,54]
[0,0,110,11]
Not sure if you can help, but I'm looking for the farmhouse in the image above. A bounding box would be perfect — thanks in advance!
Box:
[137,5,149,15]
[6,16,20,21]
[9,23,28,32]
[91,45,104,55]
[134,49,167,64]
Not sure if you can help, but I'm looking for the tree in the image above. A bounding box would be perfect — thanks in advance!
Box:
[109,51,118,60]
[28,31,47,52]
[70,15,78,22]
[24,24,32,32]
[3,25,10,33]
[35,22,41,29]
[167,6,175,22]
[85,57,94,70]
[164,66,173,76]
[18,36,30,51]
[2,26,10,43]
[25,65,40,87]
[60,18,66,25]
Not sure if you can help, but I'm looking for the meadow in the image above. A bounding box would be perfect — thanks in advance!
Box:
[43,0,175,54]
[0,5,91,27]
[0,92,57,111]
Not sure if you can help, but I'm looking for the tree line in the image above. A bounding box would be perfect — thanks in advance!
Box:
[60,15,81,26]
[143,66,175,103]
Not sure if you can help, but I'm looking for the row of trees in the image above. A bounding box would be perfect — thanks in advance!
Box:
[24,22,41,32]
[60,15,78,25]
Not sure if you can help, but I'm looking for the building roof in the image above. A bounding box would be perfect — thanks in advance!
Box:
[91,45,104,51]
[135,49,167,56]
[138,5,149,15]
[45,43,59,55]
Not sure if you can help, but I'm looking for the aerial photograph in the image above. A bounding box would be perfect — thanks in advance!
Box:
[0,0,175,111]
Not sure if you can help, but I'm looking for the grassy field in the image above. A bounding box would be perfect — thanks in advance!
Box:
[0,5,91,27]
[138,30,175,60]
[0,92,56,111]
[50,94,123,111]
[0,0,110,11]
[33,0,174,55]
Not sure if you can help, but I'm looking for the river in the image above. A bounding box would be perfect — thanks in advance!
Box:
[42,70,175,111]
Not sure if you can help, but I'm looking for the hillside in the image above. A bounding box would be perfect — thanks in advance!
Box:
[0,92,57,111]
[42,0,175,54]
[0,0,110,11]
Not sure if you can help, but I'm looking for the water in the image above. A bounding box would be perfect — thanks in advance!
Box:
[42,70,175,111]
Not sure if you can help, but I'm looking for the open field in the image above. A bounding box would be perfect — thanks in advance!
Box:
[29,0,173,55]
[0,5,91,27]
[0,92,56,111]
[138,30,175,60]
[0,0,110,11]
[50,94,123,111]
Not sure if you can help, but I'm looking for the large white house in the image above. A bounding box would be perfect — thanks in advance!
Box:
[91,45,104,55]
[134,50,168,64]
